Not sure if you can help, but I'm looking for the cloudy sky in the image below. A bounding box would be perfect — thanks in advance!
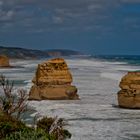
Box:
[0,0,140,55]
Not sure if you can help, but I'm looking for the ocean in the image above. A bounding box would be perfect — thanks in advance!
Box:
[1,55,140,140]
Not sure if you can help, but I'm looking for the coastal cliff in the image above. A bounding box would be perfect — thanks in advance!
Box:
[29,58,79,100]
[0,55,10,67]
[118,71,140,108]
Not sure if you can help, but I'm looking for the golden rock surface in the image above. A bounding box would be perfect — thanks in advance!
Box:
[118,72,140,108]
[0,55,10,67]
[29,58,79,100]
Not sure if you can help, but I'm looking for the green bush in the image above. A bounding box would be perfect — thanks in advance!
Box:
[37,116,71,140]
[37,117,55,132]
[0,114,55,140]
[5,129,54,140]
[0,113,28,138]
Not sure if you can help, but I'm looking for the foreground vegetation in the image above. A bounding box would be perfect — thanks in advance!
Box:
[0,75,71,140]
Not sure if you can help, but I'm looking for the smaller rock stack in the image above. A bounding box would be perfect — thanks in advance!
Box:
[29,58,79,100]
[0,55,10,67]
[118,71,140,108]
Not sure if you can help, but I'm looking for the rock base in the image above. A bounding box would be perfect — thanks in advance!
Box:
[118,91,140,108]
[29,85,78,100]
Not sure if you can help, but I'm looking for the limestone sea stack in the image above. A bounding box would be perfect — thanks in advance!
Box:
[29,58,79,100]
[118,71,140,108]
[0,55,10,67]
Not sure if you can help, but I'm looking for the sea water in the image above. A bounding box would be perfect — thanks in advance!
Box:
[1,56,140,140]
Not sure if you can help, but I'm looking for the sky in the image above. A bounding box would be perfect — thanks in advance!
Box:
[0,0,140,55]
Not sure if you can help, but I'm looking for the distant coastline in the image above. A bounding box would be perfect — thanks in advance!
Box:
[0,46,82,59]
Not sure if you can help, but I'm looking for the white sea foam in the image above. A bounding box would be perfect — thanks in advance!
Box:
[113,66,140,72]
[24,80,32,83]
[100,72,124,81]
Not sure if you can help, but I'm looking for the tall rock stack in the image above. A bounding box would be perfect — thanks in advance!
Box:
[0,55,10,67]
[118,71,140,108]
[29,58,79,100]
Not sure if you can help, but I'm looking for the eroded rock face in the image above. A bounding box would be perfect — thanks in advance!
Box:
[118,72,140,108]
[0,55,10,67]
[29,58,79,100]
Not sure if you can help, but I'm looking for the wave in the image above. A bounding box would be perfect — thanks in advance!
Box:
[91,55,140,66]
[67,117,140,122]
[100,72,124,81]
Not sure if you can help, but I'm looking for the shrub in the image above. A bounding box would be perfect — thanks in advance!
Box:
[0,75,29,120]
[37,116,71,140]
[37,116,55,132]
[0,113,29,138]
[5,129,53,140]
[0,113,55,140]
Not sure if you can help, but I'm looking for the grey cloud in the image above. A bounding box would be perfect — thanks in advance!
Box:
[0,0,139,34]
[52,16,63,24]
[0,1,3,6]
[0,10,14,21]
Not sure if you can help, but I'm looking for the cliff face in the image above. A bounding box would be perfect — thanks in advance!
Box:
[118,72,140,108]
[0,55,10,67]
[29,58,79,100]
[32,58,72,85]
